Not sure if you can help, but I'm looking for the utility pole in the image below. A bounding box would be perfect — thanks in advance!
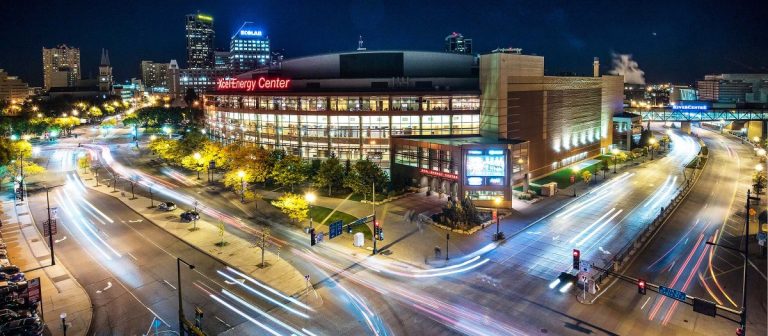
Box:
[46,188,55,266]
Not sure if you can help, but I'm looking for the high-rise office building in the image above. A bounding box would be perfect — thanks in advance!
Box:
[229,22,270,73]
[141,61,170,90]
[444,32,472,54]
[98,49,113,92]
[42,44,81,89]
[214,50,231,71]
[185,13,215,69]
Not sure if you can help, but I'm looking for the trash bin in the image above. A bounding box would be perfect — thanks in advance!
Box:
[353,232,364,247]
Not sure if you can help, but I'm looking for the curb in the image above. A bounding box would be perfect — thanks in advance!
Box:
[11,198,94,336]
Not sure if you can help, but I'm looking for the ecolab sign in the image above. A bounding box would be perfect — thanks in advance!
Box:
[216,77,291,91]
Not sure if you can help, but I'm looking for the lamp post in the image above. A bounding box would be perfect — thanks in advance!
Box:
[193,152,202,179]
[372,180,378,255]
[237,170,245,203]
[177,258,195,335]
[611,148,619,173]
[493,196,502,240]
[305,192,316,229]
[60,312,67,336]
[649,137,657,160]
[148,183,155,208]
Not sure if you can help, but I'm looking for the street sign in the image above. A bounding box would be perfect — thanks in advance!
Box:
[659,286,687,302]
[758,231,767,242]
[43,219,57,236]
[27,277,41,304]
[209,160,216,169]
[329,220,343,239]
[316,232,324,243]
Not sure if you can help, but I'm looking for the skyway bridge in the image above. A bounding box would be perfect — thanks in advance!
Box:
[626,108,768,122]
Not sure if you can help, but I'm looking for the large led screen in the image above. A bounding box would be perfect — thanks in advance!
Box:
[465,153,506,177]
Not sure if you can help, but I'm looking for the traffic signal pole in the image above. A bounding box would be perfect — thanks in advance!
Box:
[372,181,377,255]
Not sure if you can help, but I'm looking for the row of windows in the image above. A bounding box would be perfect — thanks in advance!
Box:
[394,144,457,174]
[212,95,480,112]
[208,113,480,138]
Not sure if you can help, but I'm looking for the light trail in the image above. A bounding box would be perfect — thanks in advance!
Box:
[575,209,624,247]
[224,267,313,311]
[222,290,309,336]
[643,175,672,208]
[216,270,309,318]
[568,208,616,244]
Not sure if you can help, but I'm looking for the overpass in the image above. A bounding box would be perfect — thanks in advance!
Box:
[624,107,768,122]
[626,108,768,122]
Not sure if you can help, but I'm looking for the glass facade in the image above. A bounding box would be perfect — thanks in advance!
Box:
[205,94,481,169]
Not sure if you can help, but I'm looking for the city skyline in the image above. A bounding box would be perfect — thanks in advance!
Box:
[0,0,766,86]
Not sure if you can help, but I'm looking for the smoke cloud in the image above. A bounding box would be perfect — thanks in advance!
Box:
[609,53,645,84]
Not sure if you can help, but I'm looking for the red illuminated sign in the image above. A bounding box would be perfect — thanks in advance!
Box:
[216,77,291,91]
[419,168,458,181]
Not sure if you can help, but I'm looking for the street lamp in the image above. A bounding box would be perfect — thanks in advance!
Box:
[193,152,202,179]
[60,312,67,336]
[305,192,316,229]
[755,164,763,172]
[493,196,502,240]
[177,258,195,334]
[150,134,157,141]
[648,137,657,160]
[611,148,619,173]
[237,170,246,203]
[754,136,760,144]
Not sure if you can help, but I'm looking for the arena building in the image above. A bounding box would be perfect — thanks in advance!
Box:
[204,49,623,207]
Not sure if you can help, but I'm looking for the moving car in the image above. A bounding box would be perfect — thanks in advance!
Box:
[180,211,200,222]
[158,202,177,211]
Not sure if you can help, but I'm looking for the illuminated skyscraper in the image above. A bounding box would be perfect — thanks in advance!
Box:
[42,44,81,89]
[185,13,215,69]
[229,22,270,73]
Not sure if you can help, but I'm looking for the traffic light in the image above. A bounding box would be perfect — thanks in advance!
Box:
[310,228,316,246]
[638,279,646,295]
[374,220,381,240]
[572,249,580,269]
[194,306,204,328]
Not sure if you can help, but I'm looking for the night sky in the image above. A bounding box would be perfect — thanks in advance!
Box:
[1,0,766,87]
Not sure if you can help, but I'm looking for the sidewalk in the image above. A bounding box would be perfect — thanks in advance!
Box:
[0,197,92,336]
[82,176,308,297]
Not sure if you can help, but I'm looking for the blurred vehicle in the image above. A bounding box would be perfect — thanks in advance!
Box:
[180,211,200,222]
[158,202,177,211]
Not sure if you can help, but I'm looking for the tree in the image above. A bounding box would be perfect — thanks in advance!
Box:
[753,171,767,194]
[148,138,180,162]
[0,137,12,166]
[581,170,593,185]
[100,119,117,128]
[88,106,103,119]
[600,159,610,178]
[343,159,389,201]
[271,193,308,224]
[314,157,344,196]
[77,155,91,174]
[184,88,199,107]
[271,155,308,192]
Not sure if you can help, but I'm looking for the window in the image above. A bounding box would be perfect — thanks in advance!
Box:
[452,96,480,110]
[423,96,450,111]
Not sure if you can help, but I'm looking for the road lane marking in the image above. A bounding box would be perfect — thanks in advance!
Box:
[162,280,176,290]
[127,252,138,261]
[640,297,651,310]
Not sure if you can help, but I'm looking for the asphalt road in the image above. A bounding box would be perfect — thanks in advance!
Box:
[26,124,765,335]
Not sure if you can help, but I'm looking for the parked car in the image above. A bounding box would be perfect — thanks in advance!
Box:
[158,202,177,211]
[180,211,200,222]
[0,316,44,336]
